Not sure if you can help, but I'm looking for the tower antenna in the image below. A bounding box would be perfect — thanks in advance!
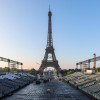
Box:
[49,4,50,11]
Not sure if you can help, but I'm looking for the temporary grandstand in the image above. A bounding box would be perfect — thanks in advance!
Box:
[63,72,100,100]
[0,72,35,98]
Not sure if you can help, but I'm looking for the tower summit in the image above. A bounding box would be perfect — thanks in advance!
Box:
[47,6,53,47]
[39,8,60,74]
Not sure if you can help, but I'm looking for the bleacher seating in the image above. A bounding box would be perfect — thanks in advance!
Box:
[0,73,35,98]
[63,72,100,100]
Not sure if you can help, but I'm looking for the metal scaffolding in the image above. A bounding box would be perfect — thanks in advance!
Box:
[76,56,100,69]
[0,57,23,72]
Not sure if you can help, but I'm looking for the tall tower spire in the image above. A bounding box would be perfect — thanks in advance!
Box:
[39,8,60,74]
[47,7,53,47]
[49,4,50,11]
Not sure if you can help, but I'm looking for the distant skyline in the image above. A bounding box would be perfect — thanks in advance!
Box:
[0,0,100,70]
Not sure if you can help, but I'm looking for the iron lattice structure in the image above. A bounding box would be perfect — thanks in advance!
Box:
[0,56,23,72]
[76,55,100,69]
[39,8,60,74]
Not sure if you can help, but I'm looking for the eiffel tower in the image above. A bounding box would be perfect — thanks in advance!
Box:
[39,8,60,74]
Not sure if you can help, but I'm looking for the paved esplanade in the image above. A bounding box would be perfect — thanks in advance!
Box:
[3,80,93,100]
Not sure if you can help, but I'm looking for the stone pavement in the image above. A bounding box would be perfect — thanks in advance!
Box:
[3,80,93,100]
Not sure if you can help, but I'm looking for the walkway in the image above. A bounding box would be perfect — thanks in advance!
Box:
[3,80,93,100]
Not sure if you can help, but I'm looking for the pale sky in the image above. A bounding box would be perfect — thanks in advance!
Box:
[0,0,100,70]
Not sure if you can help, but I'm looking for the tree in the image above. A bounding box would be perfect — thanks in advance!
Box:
[96,67,100,72]
[67,70,74,75]
[60,69,68,76]
[28,68,37,75]
[2,67,10,72]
